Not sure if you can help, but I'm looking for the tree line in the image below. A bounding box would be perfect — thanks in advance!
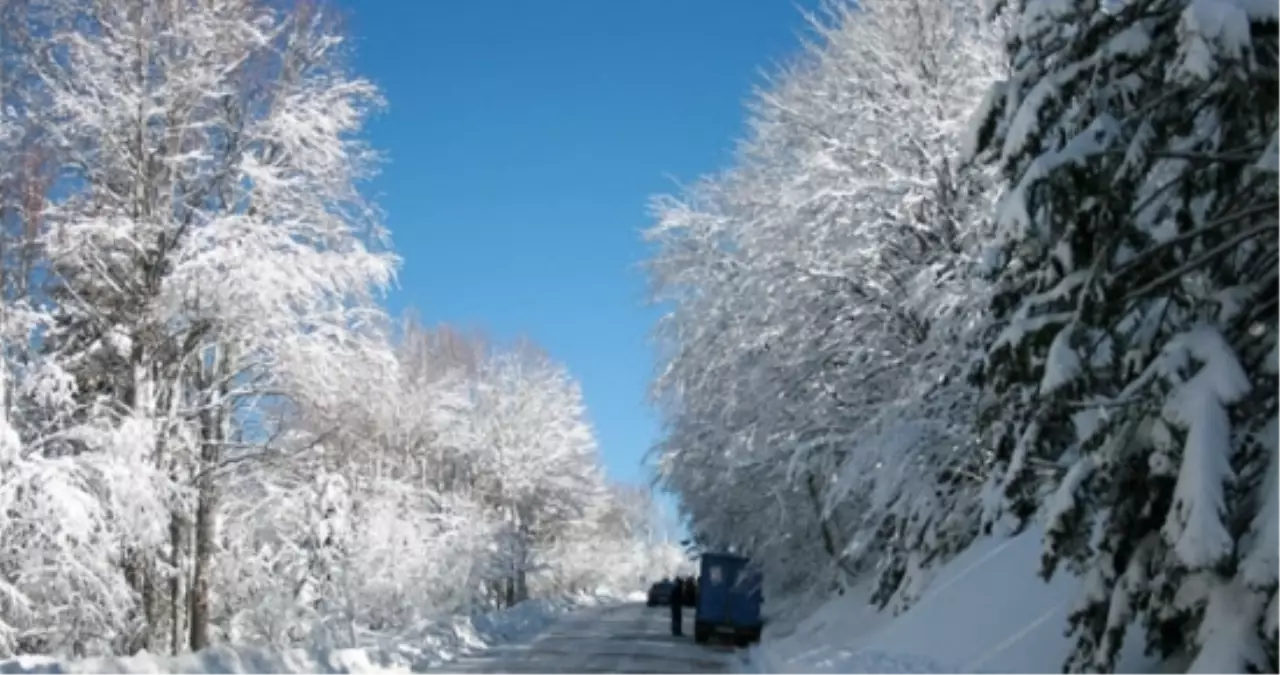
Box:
[0,0,679,659]
[644,0,1277,671]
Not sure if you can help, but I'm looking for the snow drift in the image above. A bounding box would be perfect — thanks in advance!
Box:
[0,593,624,674]
[743,528,1167,674]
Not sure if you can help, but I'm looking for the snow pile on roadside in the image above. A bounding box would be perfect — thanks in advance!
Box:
[0,646,412,675]
[0,591,624,674]
[742,528,1165,674]
[373,589,636,670]
[441,593,611,655]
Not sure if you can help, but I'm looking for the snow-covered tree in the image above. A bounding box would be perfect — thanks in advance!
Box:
[35,0,396,652]
[0,0,879,661]
[645,0,1004,611]
[533,482,682,597]
[457,343,612,607]
[969,0,1278,670]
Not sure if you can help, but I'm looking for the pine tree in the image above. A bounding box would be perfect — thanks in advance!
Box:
[970,0,1278,671]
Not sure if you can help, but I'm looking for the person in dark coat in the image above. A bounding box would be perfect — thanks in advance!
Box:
[684,576,698,607]
[670,577,685,636]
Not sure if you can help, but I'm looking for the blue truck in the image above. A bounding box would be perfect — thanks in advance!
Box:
[694,552,764,646]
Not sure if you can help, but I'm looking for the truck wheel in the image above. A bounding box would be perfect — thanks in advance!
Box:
[694,622,710,644]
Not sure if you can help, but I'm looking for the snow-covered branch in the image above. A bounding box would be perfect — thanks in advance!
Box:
[644,0,1004,612]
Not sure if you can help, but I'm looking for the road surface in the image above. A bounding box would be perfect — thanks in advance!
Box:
[444,604,741,673]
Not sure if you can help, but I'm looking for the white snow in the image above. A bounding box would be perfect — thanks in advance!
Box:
[1158,325,1253,569]
[1186,576,1272,673]
[1240,416,1279,588]
[1039,324,1082,395]
[741,527,1163,674]
[0,593,625,674]
[0,647,410,675]
[1175,0,1258,81]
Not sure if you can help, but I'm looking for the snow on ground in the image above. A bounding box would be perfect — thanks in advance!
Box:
[742,527,1166,674]
[0,592,628,674]
[447,604,734,673]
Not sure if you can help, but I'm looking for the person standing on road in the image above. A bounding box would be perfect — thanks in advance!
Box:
[670,577,685,636]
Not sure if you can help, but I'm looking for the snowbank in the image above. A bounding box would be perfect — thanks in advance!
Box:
[0,647,411,675]
[0,592,624,674]
[744,528,1165,674]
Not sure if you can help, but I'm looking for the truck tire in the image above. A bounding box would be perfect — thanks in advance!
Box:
[694,622,710,644]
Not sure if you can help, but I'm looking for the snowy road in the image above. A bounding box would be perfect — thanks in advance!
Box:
[443,604,739,673]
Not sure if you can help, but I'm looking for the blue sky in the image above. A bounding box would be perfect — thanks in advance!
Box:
[344,0,819,526]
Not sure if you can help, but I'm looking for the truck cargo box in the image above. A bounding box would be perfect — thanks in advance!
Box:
[694,552,763,646]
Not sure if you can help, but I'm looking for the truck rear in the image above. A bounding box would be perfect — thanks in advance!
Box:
[693,552,763,646]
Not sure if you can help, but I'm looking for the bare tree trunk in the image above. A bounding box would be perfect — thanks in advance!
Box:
[189,344,227,651]
[122,337,163,652]
[141,560,159,652]
[189,475,216,650]
[121,551,157,654]
[514,518,530,604]
[169,511,185,654]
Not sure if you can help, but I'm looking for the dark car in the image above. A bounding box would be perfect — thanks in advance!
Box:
[646,579,675,607]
